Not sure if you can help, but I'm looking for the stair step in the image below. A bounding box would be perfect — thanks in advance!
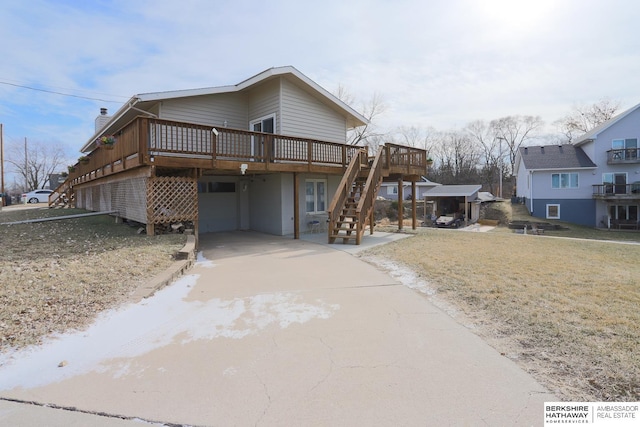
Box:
[329,234,357,240]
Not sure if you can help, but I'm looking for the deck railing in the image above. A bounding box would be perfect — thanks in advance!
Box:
[327,149,369,243]
[53,118,428,208]
[355,148,384,243]
[607,148,640,164]
[381,143,428,175]
[59,117,362,189]
[593,184,640,197]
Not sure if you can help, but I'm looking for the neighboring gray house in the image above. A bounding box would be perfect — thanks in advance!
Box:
[515,103,640,228]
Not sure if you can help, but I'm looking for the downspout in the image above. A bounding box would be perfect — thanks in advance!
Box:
[528,171,533,213]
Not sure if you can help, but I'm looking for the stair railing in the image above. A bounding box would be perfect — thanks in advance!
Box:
[48,179,71,208]
[354,148,384,244]
[327,149,368,243]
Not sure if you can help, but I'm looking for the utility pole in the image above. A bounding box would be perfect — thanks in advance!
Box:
[0,123,4,206]
[24,137,28,190]
[496,137,506,199]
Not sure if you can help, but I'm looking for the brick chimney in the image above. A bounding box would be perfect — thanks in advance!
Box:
[95,108,111,133]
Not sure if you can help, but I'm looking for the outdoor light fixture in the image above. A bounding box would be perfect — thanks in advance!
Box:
[211,128,219,136]
[240,163,248,175]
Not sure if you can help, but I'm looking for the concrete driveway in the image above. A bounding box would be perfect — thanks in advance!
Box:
[0,231,555,426]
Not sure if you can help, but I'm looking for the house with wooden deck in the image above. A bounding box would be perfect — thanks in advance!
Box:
[515,102,640,229]
[51,66,428,244]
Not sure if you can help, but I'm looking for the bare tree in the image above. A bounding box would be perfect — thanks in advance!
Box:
[553,98,620,142]
[465,120,503,194]
[334,85,387,147]
[431,130,481,184]
[490,115,544,176]
[393,125,437,152]
[5,138,66,191]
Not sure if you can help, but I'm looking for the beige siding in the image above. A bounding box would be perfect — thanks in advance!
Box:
[280,79,347,143]
[159,93,248,129]
[247,79,281,132]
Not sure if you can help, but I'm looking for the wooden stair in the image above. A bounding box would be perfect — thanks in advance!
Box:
[330,178,365,243]
[328,148,383,245]
[48,179,75,209]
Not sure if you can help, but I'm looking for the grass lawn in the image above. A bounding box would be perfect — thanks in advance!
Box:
[365,203,640,401]
[0,207,186,352]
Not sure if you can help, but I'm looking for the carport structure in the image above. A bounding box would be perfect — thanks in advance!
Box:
[423,184,482,226]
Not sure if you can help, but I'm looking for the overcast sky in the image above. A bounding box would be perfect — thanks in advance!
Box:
[1,0,639,175]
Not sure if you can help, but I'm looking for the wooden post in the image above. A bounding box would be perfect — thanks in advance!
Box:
[411,180,417,230]
[369,208,374,235]
[464,195,469,227]
[293,172,299,239]
[397,177,403,231]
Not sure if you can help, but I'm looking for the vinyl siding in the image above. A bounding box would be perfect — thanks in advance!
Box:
[530,169,595,200]
[280,78,347,143]
[247,79,280,133]
[531,198,596,227]
[588,107,640,181]
[159,93,248,129]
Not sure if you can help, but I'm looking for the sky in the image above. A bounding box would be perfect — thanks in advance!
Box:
[1,0,639,185]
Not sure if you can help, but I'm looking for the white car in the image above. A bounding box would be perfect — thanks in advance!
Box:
[22,189,53,204]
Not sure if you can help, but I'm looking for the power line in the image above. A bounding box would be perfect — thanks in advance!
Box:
[0,80,127,103]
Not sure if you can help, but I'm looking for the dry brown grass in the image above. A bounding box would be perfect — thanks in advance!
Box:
[0,207,186,352]
[363,228,640,401]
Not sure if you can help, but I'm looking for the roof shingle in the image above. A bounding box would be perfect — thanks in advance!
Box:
[519,145,596,170]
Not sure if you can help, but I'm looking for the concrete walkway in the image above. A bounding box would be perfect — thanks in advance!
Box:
[0,231,555,426]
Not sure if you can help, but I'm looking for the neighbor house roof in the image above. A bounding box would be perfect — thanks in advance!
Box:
[81,66,368,152]
[517,145,596,171]
[573,102,640,146]
[423,184,482,198]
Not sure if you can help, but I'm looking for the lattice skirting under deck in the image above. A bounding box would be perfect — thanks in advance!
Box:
[146,176,198,225]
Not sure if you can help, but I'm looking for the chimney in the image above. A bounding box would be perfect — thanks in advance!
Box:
[95,108,111,133]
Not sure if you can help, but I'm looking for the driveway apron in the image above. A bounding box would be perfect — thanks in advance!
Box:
[0,231,555,426]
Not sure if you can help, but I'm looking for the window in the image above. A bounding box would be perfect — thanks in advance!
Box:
[305,179,326,213]
[612,138,638,160]
[546,204,560,219]
[551,173,578,189]
[603,173,627,194]
[198,182,236,193]
[609,205,638,221]
[387,185,398,195]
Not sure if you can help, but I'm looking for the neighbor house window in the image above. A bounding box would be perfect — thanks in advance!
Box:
[551,173,578,189]
[609,205,638,220]
[546,204,560,219]
[387,185,398,195]
[306,179,326,213]
[612,138,638,160]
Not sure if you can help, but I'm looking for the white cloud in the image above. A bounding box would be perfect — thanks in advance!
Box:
[0,0,639,165]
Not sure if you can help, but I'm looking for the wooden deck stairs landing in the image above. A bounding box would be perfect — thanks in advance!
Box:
[328,148,383,245]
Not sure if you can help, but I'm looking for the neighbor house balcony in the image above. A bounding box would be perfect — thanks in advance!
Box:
[63,117,428,188]
[607,148,640,164]
[592,183,640,200]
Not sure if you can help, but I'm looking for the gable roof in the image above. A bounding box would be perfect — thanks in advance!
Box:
[517,144,596,171]
[424,184,482,198]
[81,66,368,152]
[573,102,640,146]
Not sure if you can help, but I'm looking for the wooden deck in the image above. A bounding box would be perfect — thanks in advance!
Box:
[61,117,427,187]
